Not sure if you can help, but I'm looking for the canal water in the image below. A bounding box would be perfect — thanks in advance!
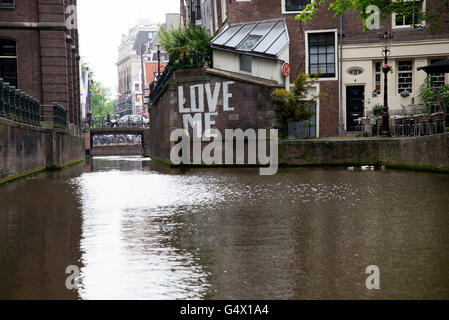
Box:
[0,156,448,300]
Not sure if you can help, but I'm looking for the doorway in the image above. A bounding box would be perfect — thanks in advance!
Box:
[346,85,365,132]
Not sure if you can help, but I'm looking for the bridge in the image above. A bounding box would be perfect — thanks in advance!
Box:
[84,127,151,157]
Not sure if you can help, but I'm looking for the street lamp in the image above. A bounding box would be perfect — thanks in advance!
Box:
[156,43,161,80]
[379,31,393,137]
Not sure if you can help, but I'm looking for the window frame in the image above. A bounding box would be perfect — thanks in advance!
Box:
[397,60,414,95]
[239,54,252,73]
[429,58,447,89]
[0,38,18,88]
[0,0,14,9]
[282,0,313,14]
[373,61,383,97]
[305,29,338,81]
[392,0,426,29]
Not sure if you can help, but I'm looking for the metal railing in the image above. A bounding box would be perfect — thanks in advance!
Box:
[0,78,41,126]
[149,62,173,103]
[52,102,67,129]
[82,115,149,130]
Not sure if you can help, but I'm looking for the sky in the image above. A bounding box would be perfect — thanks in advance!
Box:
[77,0,180,97]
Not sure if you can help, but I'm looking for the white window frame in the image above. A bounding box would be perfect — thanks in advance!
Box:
[304,29,339,81]
[282,0,314,14]
[373,61,383,97]
[392,0,426,29]
[397,60,414,95]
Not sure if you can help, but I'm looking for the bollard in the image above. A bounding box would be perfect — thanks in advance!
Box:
[3,82,11,119]
[9,86,17,121]
[15,89,23,123]
[0,78,5,118]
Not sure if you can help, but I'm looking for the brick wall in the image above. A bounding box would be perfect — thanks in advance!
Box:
[342,0,449,45]
[150,68,281,161]
[219,0,341,136]
[0,0,81,127]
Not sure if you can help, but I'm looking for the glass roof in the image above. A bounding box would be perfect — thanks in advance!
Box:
[211,19,289,59]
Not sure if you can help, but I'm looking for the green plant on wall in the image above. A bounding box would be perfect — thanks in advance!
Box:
[271,74,322,139]
[158,24,213,68]
[372,104,384,117]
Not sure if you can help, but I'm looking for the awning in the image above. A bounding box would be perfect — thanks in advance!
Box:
[211,19,289,60]
[417,59,449,74]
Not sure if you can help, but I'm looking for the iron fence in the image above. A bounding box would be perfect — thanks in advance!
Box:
[52,102,67,129]
[0,78,41,126]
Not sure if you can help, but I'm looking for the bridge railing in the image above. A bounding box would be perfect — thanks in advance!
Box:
[0,78,41,127]
[83,115,149,129]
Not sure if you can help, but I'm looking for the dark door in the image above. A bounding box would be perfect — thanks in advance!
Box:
[346,86,365,132]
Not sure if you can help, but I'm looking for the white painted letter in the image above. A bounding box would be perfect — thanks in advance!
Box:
[205,82,221,112]
[223,81,235,112]
[178,86,190,113]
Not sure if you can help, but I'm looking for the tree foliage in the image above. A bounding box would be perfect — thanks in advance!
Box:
[272,74,321,138]
[158,24,213,67]
[296,0,449,33]
[91,81,114,118]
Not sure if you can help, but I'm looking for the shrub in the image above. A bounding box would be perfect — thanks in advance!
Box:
[271,74,321,138]
[372,104,384,117]
[158,24,213,68]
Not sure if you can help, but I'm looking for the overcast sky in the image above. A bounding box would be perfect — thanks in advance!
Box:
[78,0,180,96]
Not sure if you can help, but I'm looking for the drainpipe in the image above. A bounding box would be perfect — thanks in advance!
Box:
[339,15,344,136]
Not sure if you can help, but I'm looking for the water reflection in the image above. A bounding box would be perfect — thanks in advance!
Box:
[1,157,448,299]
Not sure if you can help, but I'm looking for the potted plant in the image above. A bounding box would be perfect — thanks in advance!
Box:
[400,89,410,97]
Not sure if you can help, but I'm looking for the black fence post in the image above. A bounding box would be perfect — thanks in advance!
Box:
[0,78,5,118]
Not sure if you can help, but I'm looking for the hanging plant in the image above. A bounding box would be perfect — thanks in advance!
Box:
[383,64,393,74]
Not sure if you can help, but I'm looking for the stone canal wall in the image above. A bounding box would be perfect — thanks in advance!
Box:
[279,133,449,172]
[0,118,84,184]
[92,144,143,157]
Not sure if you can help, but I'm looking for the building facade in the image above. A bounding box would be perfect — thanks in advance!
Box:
[80,66,93,121]
[183,0,449,137]
[0,0,81,128]
[116,14,180,117]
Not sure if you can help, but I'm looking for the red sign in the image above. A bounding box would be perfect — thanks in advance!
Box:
[282,63,291,78]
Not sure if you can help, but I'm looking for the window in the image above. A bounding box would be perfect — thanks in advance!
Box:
[429,59,446,89]
[374,62,382,95]
[283,0,312,13]
[238,35,262,51]
[398,61,413,94]
[348,68,363,76]
[0,0,14,8]
[240,54,252,73]
[394,1,424,27]
[308,32,336,78]
[0,39,17,87]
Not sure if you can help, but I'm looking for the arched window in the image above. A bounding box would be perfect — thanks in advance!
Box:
[0,39,18,87]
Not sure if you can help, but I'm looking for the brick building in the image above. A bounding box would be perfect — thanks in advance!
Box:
[0,0,81,128]
[183,0,449,137]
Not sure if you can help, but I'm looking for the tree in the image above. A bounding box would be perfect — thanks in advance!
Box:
[91,81,114,118]
[158,24,213,67]
[296,0,449,33]
[271,74,322,138]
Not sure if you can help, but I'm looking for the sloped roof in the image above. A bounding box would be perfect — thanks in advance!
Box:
[211,19,290,60]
